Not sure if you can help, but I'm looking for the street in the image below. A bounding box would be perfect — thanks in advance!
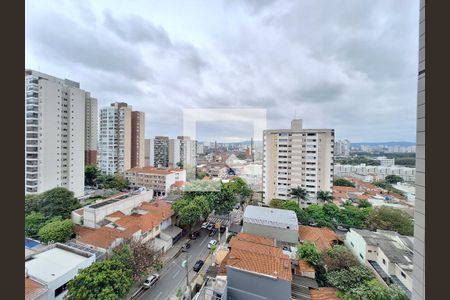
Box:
[138,229,217,300]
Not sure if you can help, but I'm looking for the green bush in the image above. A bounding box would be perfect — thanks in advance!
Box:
[38,219,74,243]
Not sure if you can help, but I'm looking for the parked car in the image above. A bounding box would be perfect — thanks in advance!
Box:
[207,240,218,249]
[206,223,214,231]
[219,225,226,234]
[143,273,160,289]
[209,228,217,237]
[337,225,349,232]
[181,241,191,252]
[191,230,201,239]
[193,260,204,272]
[201,222,209,229]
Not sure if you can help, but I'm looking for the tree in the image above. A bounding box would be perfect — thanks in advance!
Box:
[38,219,74,243]
[320,245,359,272]
[326,265,375,292]
[317,190,333,203]
[333,178,355,187]
[25,212,47,238]
[291,186,308,206]
[178,202,202,231]
[209,186,237,215]
[356,199,372,208]
[39,187,81,219]
[193,195,211,219]
[367,206,413,236]
[85,164,101,186]
[338,279,408,300]
[296,241,320,266]
[172,198,190,215]
[25,194,42,215]
[66,260,132,300]
[337,205,371,228]
[224,177,252,205]
[112,175,129,190]
[385,175,404,184]
[269,198,284,209]
[112,239,162,281]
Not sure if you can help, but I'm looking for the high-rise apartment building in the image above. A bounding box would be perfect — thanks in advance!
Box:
[154,136,169,168]
[335,139,351,156]
[262,119,334,205]
[25,69,89,197]
[144,138,155,166]
[98,102,132,175]
[412,1,425,299]
[84,93,98,165]
[131,111,145,168]
[169,136,197,168]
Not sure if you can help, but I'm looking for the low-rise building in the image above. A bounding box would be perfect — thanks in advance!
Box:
[25,243,95,300]
[72,190,154,228]
[74,200,174,253]
[219,233,293,300]
[242,205,299,244]
[124,167,186,197]
[345,228,413,298]
[298,225,343,252]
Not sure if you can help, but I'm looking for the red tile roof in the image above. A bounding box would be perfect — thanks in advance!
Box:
[310,287,340,300]
[223,233,292,281]
[299,226,342,252]
[298,259,315,273]
[25,277,47,300]
[74,225,138,249]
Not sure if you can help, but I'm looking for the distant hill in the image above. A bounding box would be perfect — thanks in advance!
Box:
[351,141,415,147]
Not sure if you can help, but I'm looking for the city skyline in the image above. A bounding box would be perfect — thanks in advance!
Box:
[26,0,420,143]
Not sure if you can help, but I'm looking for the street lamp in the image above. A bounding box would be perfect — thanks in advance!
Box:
[175,252,192,300]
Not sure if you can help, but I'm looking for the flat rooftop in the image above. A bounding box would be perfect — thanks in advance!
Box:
[243,205,298,230]
[25,247,92,283]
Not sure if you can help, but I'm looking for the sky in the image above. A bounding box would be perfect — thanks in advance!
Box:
[25,0,420,143]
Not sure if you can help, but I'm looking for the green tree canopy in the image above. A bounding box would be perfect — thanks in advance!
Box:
[320,245,359,272]
[269,198,284,209]
[338,279,409,300]
[367,206,413,236]
[290,186,308,206]
[317,190,333,202]
[333,178,355,187]
[38,219,74,243]
[178,202,203,229]
[35,187,81,219]
[25,212,47,239]
[296,241,320,266]
[85,164,101,186]
[356,199,372,208]
[385,175,404,184]
[193,195,212,219]
[66,259,132,300]
[25,194,42,215]
[326,265,375,292]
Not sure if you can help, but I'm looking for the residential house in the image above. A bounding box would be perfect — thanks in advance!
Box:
[298,225,343,252]
[219,233,293,300]
[345,228,413,298]
[242,205,299,244]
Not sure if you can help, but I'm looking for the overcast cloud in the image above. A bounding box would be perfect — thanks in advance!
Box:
[25,0,420,143]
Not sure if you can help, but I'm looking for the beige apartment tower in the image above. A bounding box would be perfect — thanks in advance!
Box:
[85,93,98,165]
[412,0,425,299]
[98,102,132,175]
[25,69,90,197]
[262,119,334,205]
[131,111,145,168]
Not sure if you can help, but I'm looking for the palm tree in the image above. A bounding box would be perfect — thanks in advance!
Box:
[290,186,308,206]
[317,190,333,203]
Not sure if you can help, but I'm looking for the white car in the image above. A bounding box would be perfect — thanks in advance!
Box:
[201,222,209,229]
[143,273,159,289]
[207,240,218,249]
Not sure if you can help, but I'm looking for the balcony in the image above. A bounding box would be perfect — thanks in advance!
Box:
[26,140,38,145]
[26,112,39,119]
[26,119,38,125]
[26,147,38,152]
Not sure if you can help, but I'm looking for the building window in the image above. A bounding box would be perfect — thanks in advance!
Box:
[359,253,364,260]
[382,258,386,265]
[401,271,406,278]
[350,242,354,248]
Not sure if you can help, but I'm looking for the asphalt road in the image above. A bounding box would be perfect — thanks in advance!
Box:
[138,229,218,300]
